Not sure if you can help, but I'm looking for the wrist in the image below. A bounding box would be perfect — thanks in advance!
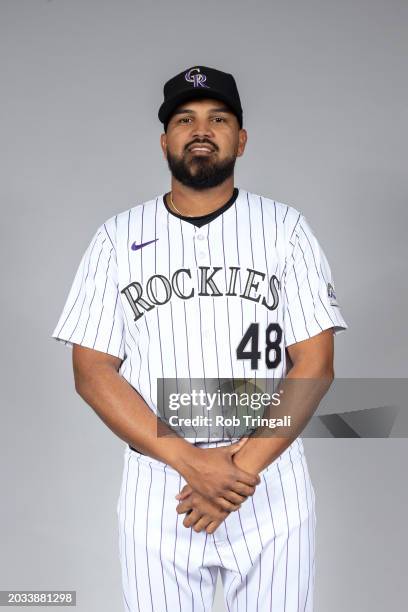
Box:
[232,445,263,475]
[170,443,201,477]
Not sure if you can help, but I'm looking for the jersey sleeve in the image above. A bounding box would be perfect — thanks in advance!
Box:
[50,222,126,359]
[283,213,348,346]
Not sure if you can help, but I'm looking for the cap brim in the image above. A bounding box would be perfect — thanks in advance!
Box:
[158,89,239,127]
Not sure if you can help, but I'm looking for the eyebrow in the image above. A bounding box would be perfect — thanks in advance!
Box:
[173,106,232,116]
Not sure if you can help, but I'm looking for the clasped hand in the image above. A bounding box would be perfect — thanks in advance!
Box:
[175,439,260,534]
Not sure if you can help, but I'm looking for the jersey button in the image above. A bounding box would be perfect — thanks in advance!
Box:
[198,251,206,259]
[196,234,205,240]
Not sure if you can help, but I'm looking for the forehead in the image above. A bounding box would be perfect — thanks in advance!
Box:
[174,98,232,113]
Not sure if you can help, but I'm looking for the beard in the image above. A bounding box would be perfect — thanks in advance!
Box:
[166,147,237,190]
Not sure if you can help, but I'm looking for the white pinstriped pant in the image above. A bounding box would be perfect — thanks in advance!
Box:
[116,438,316,612]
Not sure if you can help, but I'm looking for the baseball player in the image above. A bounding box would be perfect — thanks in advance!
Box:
[51,65,348,611]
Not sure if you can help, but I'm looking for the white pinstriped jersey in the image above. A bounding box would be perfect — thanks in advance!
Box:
[51,188,348,442]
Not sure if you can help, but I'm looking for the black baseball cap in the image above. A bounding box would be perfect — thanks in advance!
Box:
[158,65,243,131]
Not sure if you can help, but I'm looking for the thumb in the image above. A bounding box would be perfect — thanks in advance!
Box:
[175,484,193,500]
[229,438,248,456]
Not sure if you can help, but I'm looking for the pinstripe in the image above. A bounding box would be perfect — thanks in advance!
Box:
[224,523,244,581]
[246,192,257,387]
[250,496,263,612]
[124,209,140,388]
[192,228,207,381]
[186,526,195,611]
[289,212,302,243]
[191,226,211,442]
[125,323,140,389]
[298,241,324,332]
[221,214,236,392]
[179,221,192,378]
[159,465,169,611]
[126,209,142,387]
[123,338,133,381]
[199,534,210,609]
[167,210,179,380]
[78,237,107,343]
[207,223,221,386]
[153,201,165,398]
[140,206,153,408]
[103,221,115,251]
[179,221,196,437]
[289,447,303,611]
[172,483,182,611]
[179,475,195,610]
[284,285,297,342]
[213,538,224,566]
[259,196,272,388]
[277,461,290,611]
[225,574,240,612]
[245,575,248,612]
[107,291,121,354]
[291,251,311,335]
[263,470,277,611]
[250,494,264,551]
[92,246,114,348]
[154,198,164,430]
[317,292,337,326]
[145,464,154,611]
[127,210,131,275]
[117,331,125,360]
[122,454,131,612]
[234,200,245,380]
[141,321,153,406]
[299,452,312,611]
[132,455,142,612]
[274,200,277,249]
[203,221,223,437]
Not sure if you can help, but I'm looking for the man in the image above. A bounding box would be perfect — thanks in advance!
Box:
[51,65,348,611]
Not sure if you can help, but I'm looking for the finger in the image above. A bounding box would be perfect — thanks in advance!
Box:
[220,490,247,505]
[175,483,193,499]
[206,520,221,534]
[176,499,193,514]
[175,486,193,500]
[230,482,258,498]
[215,496,242,512]
[235,468,261,487]
[192,515,213,533]
[183,509,201,529]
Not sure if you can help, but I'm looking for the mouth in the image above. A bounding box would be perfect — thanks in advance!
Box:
[188,145,215,154]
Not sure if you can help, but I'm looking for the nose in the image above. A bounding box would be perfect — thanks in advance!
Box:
[190,117,215,139]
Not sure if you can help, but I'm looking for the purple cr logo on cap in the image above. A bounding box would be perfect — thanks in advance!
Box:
[184,67,210,88]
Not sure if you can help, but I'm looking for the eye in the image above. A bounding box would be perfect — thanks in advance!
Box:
[178,116,192,124]
[212,116,226,123]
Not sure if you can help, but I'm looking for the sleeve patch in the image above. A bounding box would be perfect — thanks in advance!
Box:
[327,282,339,307]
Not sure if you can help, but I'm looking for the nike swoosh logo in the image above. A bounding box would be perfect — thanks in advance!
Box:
[131,238,159,251]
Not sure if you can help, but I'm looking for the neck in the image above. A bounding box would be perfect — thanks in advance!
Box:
[169,178,235,216]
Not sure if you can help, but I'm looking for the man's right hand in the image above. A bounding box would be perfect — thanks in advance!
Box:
[176,441,261,511]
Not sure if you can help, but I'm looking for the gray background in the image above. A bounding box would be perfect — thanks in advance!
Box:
[1,0,407,610]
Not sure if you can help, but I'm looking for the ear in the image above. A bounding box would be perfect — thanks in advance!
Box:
[160,133,168,159]
[237,128,248,157]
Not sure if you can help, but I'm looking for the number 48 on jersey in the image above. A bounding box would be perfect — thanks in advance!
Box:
[236,323,282,370]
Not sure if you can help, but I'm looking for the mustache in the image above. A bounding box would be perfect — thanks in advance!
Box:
[185,140,218,152]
